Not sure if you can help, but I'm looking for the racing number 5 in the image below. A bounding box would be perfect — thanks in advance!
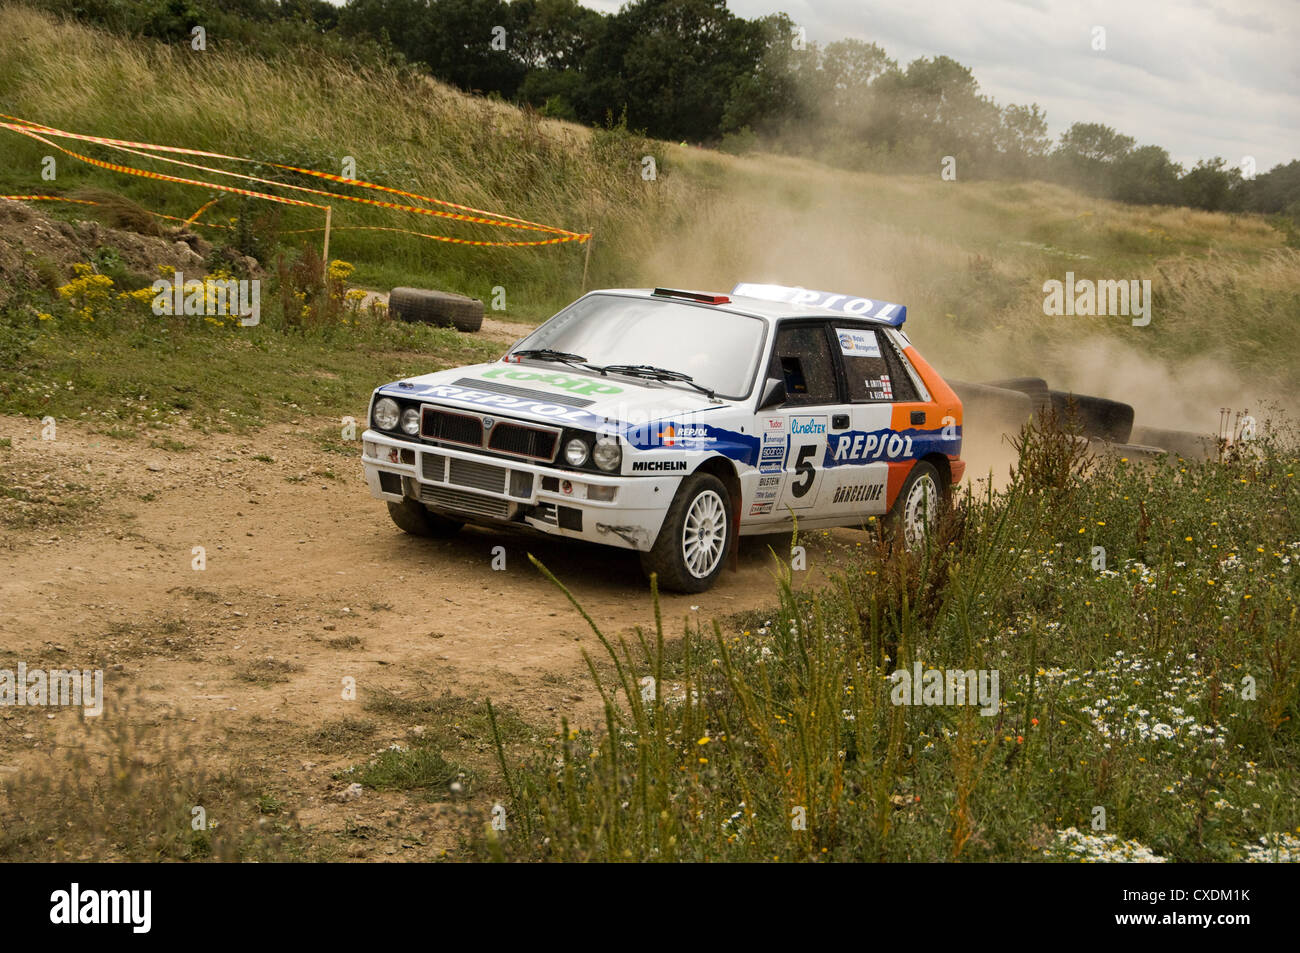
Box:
[791,444,818,498]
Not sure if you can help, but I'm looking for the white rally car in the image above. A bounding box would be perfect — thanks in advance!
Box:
[361,284,965,591]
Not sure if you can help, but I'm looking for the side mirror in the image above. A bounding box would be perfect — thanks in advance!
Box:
[758,376,787,410]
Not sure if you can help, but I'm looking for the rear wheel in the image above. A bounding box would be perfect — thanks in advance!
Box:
[640,473,733,593]
[886,461,946,550]
[387,498,463,538]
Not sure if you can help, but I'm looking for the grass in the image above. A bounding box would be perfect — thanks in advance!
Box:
[0,695,318,861]
[234,657,303,685]
[483,414,1300,862]
[0,281,503,433]
[342,745,467,798]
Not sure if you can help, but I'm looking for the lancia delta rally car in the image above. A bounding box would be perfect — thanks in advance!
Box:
[361,283,965,592]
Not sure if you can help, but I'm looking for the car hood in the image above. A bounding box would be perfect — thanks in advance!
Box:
[375,361,732,430]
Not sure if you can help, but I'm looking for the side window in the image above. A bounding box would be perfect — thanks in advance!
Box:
[770,324,838,405]
[835,327,919,403]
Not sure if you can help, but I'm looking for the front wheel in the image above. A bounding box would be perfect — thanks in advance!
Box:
[640,473,734,593]
[886,461,946,550]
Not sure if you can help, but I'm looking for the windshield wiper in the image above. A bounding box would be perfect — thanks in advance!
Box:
[510,348,591,370]
[597,364,715,398]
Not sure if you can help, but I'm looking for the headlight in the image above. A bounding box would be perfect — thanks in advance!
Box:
[373,397,400,430]
[564,437,589,467]
[400,407,420,435]
[593,435,622,472]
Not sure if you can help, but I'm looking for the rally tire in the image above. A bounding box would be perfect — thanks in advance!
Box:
[387,498,464,538]
[948,379,1033,441]
[640,473,734,593]
[885,461,947,551]
[388,287,484,333]
[1048,391,1135,443]
[984,377,1051,415]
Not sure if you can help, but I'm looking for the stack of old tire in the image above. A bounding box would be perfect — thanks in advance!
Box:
[947,376,1216,463]
[388,287,484,333]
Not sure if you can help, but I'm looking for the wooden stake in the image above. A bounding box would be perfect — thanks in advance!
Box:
[322,205,333,264]
[581,229,593,292]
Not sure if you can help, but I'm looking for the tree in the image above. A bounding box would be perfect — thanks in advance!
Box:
[1111,145,1183,205]
[1179,157,1241,212]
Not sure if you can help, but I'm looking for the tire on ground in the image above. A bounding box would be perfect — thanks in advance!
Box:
[387,497,464,537]
[1130,425,1217,462]
[983,377,1051,415]
[1048,391,1135,443]
[640,472,734,594]
[884,460,947,550]
[388,287,484,333]
[948,379,1033,443]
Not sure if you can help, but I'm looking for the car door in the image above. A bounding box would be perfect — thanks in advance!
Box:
[749,320,844,520]
[822,324,924,518]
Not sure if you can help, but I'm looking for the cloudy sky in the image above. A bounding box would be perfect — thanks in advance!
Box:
[580,0,1299,171]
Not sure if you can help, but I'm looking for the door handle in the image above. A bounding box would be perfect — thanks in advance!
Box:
[910,410,926,425]
[832,414,850,430]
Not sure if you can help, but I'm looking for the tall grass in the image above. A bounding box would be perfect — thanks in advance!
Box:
[487,414,1300,861]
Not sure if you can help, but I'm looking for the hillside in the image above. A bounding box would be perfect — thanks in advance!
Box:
[0,3,1295,432]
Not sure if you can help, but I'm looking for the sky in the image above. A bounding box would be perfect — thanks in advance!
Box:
[578,0,1300,172]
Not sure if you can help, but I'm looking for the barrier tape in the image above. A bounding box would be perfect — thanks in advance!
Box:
[0,113,589,242]
[1,195,584,246]
[1,123,330,210]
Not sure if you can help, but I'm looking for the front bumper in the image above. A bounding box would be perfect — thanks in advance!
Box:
[362,429,675,552]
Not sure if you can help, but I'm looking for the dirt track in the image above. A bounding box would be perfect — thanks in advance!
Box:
[0,409,840,857]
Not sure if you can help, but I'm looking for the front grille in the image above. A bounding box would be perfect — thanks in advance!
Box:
[448,457,507,493]
[488,422,559,461]
[421,407,483,446]
[420,453,447,482]
[419,485,512,520]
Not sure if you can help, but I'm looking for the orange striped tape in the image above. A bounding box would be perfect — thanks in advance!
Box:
[0,113,588,241]
[0,196,587,246]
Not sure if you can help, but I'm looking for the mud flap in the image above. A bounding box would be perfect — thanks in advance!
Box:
[727,492,741,572]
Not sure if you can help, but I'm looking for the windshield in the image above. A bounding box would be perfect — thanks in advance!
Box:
[510,293,767,398]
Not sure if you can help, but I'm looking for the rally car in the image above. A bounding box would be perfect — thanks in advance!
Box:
[361,283,965,592]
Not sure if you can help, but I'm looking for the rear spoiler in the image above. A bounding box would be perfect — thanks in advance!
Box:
[731,282,907,327]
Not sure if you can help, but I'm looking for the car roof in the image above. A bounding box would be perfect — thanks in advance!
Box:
[588,288,901,326]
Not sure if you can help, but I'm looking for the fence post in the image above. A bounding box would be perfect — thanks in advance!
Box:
[322,206,333,264]
[581,229,593,292]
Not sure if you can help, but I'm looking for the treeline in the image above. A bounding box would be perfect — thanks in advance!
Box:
[18,0,1300,228]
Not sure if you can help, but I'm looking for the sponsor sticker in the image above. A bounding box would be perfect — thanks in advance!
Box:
[631,459,688,472]
[759,419,787,475]
[832,482,884,504]
[750,501,774,516]
[830,430,915,463]
[754,473,783,501]
[836,328,881,357]
[790,415,828,435]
